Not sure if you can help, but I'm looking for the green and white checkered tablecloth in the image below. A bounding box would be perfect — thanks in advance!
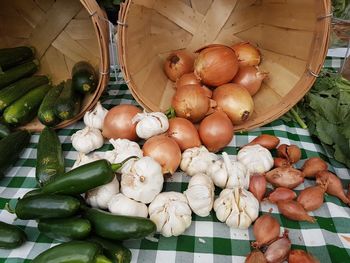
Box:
[0,57,349,263]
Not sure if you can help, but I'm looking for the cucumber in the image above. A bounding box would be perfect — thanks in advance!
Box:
[0,221,27,249]
[0,60,39,89]
[3,83,52,126]
[37,82,64,126]
[15,194,80,220]
[38,217,91,242]
[0,122,10,139]
[0,130,31,179]
[0,75,50,111]
[0,46,35,71]
[54,79,82,120]
[72,61,98,94]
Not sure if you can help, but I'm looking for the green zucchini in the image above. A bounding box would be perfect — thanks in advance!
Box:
[36,126,64,186]
[15,194,80,220]
[0,221,27,249]
[37,82,64,126]
[0,122,10,139]
[38,217,91,242]
[0,75,50,111]
[0,60,39,89]
[82,207,156,241]
[0,46,35,71]
[72,61,98,94]
[54,79,82,120]
[3,83,51,126]
[23,188,42,198]
[0,130,31,179]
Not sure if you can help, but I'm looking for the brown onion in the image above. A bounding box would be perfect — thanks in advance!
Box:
[277,144,302,164]
[232,66,268,96]
[288,249,320,263]
[167,117,201,151]
[143,134,181,175]
[172,84,214,123]
[247,134,280,150]
[273,158,290,168]
[265,167,304,189]
[198,111,234,153]
[249,174,266,202]
[264,233,291,263]
[102,104,141,141]
[194,44,239,86]
[301,157,328,178]
[245,250,267,263]
[277,200,316,223]
[252,214,280,248]
[267,187,297,203]
[297,186,325,211]
[232,42,261,66]
[176,74,213,98]
[164,50,194,81]
[213,83,254,124]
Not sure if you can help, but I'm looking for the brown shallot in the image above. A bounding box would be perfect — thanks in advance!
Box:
[164,50,194,81]
[231,42,261,67]
[273,158,290,168]
[266,187,297,204]
[277,144,301,164]
[265,167,304,189]
[288,249,320,263]
[301,157,328,178]
[347,184,350,200]
[247,134,280,150]
[297,186,325,211]
[232,66,268,96]
[264,232,291,263]
[277,200,316,223]
[252,214,280,248]
[245,250,267,263]
[249,174,267,202]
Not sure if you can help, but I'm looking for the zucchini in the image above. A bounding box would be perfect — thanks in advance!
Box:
[36,126,64,186]
[3,83,51,126]
[0,46,35,71]
[0,60,39,89]
[54,79,82,120]
[0,122,10,139]
[0,75,50,111]
[37,82,64,126]
[72,61,98,94]
[0,130,31,179]
[0,221,27,249]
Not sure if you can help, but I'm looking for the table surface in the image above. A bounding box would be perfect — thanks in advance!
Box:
[0,57,349,263]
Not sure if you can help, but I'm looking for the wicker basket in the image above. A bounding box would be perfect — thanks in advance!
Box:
[0,0,110,131]
[117,0,331,131]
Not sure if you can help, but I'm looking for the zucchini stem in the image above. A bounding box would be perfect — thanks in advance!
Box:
[111,156,138,172]
[4,202,15,214]
[290,108,307,129]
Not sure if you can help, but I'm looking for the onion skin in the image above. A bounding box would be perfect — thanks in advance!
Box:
[297,186,325,211]
[232,66,268,96]
[245,250,267,263]
[264,233,291,263]
[142,134,181,175]
[267,187,297,203]
[288,250,320,263]
[176,72,200,88]
[273,158,290,168]
[232,42,261,67]
[249,174,267,202]
[102,104,141,141]
[277,144,301,164]
[247,134,280,150]
[252,214,280,248]
[265,167,304,189]
[213,83,254,124]
[301,157,328,178]
[277,200,316,223]
[194,44,239,86]
[164,50,194,81]
[198,111,234,153]
[167,117,201,151]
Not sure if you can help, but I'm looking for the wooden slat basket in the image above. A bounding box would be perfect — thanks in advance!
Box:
[117,0,331,131]
[0,0,110,131]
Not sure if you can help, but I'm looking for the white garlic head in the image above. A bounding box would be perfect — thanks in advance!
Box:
[85,176,119,209]
[132,112,169,139]
[108,193,148,218]
[83,101,108,130]
[72,152,102,169]
[71,126,104,154]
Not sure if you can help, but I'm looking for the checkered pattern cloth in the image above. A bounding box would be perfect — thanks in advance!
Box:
[0,57,349,263]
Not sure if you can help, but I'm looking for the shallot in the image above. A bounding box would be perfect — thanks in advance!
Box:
[249,174,266,202]
[232,66,268,96]
[277,200,316,223]
[288,249,320,263]
[247,134,280,150]
[273,158,290,168]
[266,187,296,203]
[164,50,194,81]
[297,185,325,211]
[301,157,328,178]
[277,144,301,164]
[245,250,267,263]
[264,232,291,263]
[231,42,261,67]
[252,214,280,248]
[265,167,304,189]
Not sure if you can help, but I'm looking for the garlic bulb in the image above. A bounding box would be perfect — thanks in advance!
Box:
[132,111,169,139]
[83,101,108,130]
[214,188,259,229]
[71,127,104,154]
[149,191,192,237]
[180,146,218,176]
[184,173,214,217]
[72,152,102,169]
[108,193,148,218]
[237,144,274,175]
[121,157,164,204]
[85,176,119,209]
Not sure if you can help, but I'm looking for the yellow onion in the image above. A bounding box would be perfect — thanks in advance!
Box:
[232,42,261,66]
[198,111,234,153]
[194,44,239,86]
[176,73,213,98]
[142,134,181,175]
[164,50,194,81]
[232,66,268,96]
[167,117,201,151]
[102,104,141,141]
[213,83,254,124]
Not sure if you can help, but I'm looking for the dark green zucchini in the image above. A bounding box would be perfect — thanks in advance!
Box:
[36,126,64,186]
[0,46,35,71]
[37,82,64,126]
[3,83,52,126]
[0,221,27,249]
[0,60,39,89]
[72,61,98,94]
[0,122,10,139]
[0,75,50,111]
